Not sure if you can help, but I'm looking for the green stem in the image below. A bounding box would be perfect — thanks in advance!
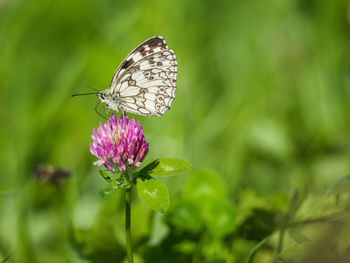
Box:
[247,236,270,263]
[276,227,285,255]
[125,187,134,263]
[1,253,11,263]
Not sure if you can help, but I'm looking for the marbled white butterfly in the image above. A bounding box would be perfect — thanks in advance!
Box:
[73,36,177,117]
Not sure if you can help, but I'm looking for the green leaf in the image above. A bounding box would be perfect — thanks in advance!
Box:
[148,213,169,246]
[288,230,310,244]
[1,254,11,263]
[327,175,350,194]
[285,189,308,221]
[165,199,203,233]
[139,158,192,177]
[294,193,350,223]
[99,169,112,183]
[137,178,169,212]
[99,188,117,198]
[172,241,196,254]
[184,170,227,200]
[276,243,313,263]
[204,198,237,237]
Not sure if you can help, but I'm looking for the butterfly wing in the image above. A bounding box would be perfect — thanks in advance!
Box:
[109,36,177,116]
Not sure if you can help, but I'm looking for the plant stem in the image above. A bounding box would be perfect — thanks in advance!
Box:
[276,227,285,255]
[1,253,11,263]
[125,187,134,263]
[247,236,270,263]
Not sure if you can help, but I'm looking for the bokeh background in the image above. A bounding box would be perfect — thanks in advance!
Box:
[1,0,350,262]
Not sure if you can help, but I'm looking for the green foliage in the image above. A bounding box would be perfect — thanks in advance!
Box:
[137,178,169,213]
[1,254,11,263]
[139,158,192,177]
[1,0,350,262]
[184,170,227,200]
[97,158,189,211]
[288,230,310,245]
[327,175,350,195]
[98,169,112,184]
[182,170,237,237]
[276,243,313,263]
[165,199,203,233]
[99,188,117,198]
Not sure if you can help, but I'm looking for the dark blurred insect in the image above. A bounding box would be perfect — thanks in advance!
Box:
[33,165,70,189]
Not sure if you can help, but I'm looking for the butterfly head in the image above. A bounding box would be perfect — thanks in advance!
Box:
[97,91,109,102]
[97,90,119,108]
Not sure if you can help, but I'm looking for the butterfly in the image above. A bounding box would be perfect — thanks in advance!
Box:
[74,36,177,117]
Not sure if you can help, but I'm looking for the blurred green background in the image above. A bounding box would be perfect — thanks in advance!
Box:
[1,0,350,262]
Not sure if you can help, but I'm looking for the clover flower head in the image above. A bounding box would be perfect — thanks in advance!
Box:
[90,113,149,172]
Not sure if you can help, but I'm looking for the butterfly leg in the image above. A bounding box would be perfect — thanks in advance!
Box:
[94,101,107,119]
[104,106,110,115]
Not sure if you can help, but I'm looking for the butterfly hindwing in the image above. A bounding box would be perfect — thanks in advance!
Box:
[108,36,177,116]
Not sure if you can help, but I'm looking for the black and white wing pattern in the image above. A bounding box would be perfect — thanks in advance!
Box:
[109,36,177,116]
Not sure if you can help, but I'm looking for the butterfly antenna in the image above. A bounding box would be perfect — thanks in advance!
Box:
[71,92,98,98]
[84,84,100,92]
[95,101,107,120]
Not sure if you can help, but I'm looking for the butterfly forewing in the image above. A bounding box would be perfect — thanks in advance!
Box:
[110,36,169,86]
[109,36,177,116]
